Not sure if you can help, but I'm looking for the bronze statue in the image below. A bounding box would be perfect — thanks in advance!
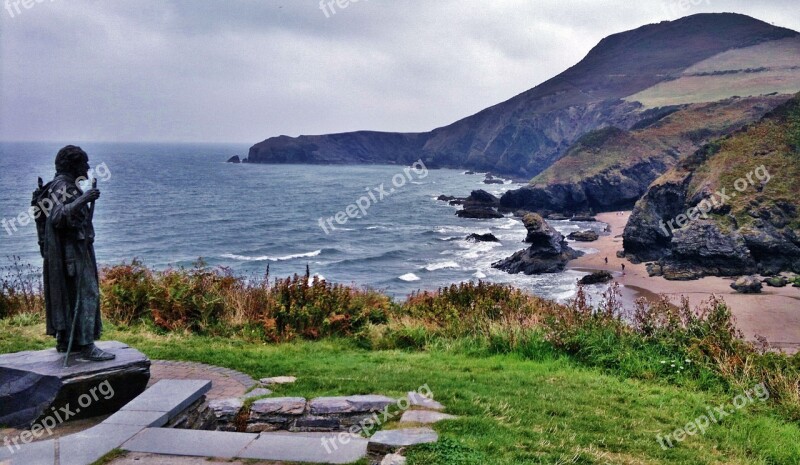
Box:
[34,146,114,362]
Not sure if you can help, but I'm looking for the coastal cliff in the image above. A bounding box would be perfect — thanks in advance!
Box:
[499,95,792,214]
[622,95,800,279]
[249,14,798,178]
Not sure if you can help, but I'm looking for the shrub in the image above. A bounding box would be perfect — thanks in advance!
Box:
[100,260,391,341]
[0,256,43,318]
[100,259,153,325]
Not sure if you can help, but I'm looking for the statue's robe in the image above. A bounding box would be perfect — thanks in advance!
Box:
[42,174,102,346]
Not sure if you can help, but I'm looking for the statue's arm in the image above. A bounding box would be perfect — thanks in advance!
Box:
[49,184,88,230]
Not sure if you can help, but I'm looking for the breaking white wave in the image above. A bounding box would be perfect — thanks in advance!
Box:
[495,218,520,229]
[424,261,460,271]
[222,250,322,262]
[398,273,421,282]
[473,270,487,279]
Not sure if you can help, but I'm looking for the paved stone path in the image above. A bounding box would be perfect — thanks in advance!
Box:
[1,373,448,465]
[149,360,256,399]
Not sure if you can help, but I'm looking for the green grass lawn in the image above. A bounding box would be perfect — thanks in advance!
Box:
[2,319,798,465]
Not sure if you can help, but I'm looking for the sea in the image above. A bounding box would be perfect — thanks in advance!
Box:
[0,142,607,302]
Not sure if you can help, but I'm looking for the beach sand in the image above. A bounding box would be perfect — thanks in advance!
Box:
[567,212,800,354]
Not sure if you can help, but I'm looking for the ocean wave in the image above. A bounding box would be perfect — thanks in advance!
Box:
[424,261,460,271]
[333,249,409,267]
[495,218,519,229]
[221,250,322,262]
[434,225,490,235]
[398,273,421,282]
[473,270,487,279]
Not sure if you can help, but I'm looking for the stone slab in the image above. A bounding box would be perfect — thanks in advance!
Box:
[368,427,438,454]
[122,428,257,459]
[238,431,367,464]
[407,392,445,411]
[0,438,55,465]
[59,424,145,465]
[400,410,456,424]
[103,409,170,427]
[382,453,408,465]
[120,380,210,416]
[310,395,395,415]
[0,341,150,427]
[208,397,243,421]
[250,397,306,416]
[259,376,297,385]
[241,388,272,401]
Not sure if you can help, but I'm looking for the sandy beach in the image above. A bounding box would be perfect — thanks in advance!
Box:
[568,212,800,354]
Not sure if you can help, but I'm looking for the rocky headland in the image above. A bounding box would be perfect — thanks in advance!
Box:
[623,95,800,280]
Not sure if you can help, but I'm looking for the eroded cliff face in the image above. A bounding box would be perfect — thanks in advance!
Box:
[415,100,644,177]
[622,96,800,280]
[248,100,644,177]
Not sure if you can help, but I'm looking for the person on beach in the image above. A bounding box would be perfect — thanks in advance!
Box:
[621,263,626,275]
[604,257,608,264]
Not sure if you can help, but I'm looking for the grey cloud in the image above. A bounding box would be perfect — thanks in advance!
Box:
[1,0,798,143]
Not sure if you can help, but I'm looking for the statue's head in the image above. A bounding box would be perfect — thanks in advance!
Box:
[55,145,90,179]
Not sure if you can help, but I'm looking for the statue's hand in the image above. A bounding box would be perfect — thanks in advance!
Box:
[78,188,101,205]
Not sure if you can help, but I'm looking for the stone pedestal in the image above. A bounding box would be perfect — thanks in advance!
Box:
[0,341,150,428]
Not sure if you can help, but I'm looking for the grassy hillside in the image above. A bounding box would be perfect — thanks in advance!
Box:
[3,321,799,465]
[498,95,791,214]
[533,95,790,186]
[3,261,800,463]
[627,37,800,108]
[687,95,800,230]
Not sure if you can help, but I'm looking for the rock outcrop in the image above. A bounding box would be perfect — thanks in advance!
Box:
[227,155,241,163]
[492,214,582,274]
[731,276,763,293]
[568,230,600,242]
[579,271,614,285]
[466,233,500,242]
[623,95,800,279]
[452,190,505,219]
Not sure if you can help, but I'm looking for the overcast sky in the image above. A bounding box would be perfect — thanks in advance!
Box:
[1,0,797,144]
